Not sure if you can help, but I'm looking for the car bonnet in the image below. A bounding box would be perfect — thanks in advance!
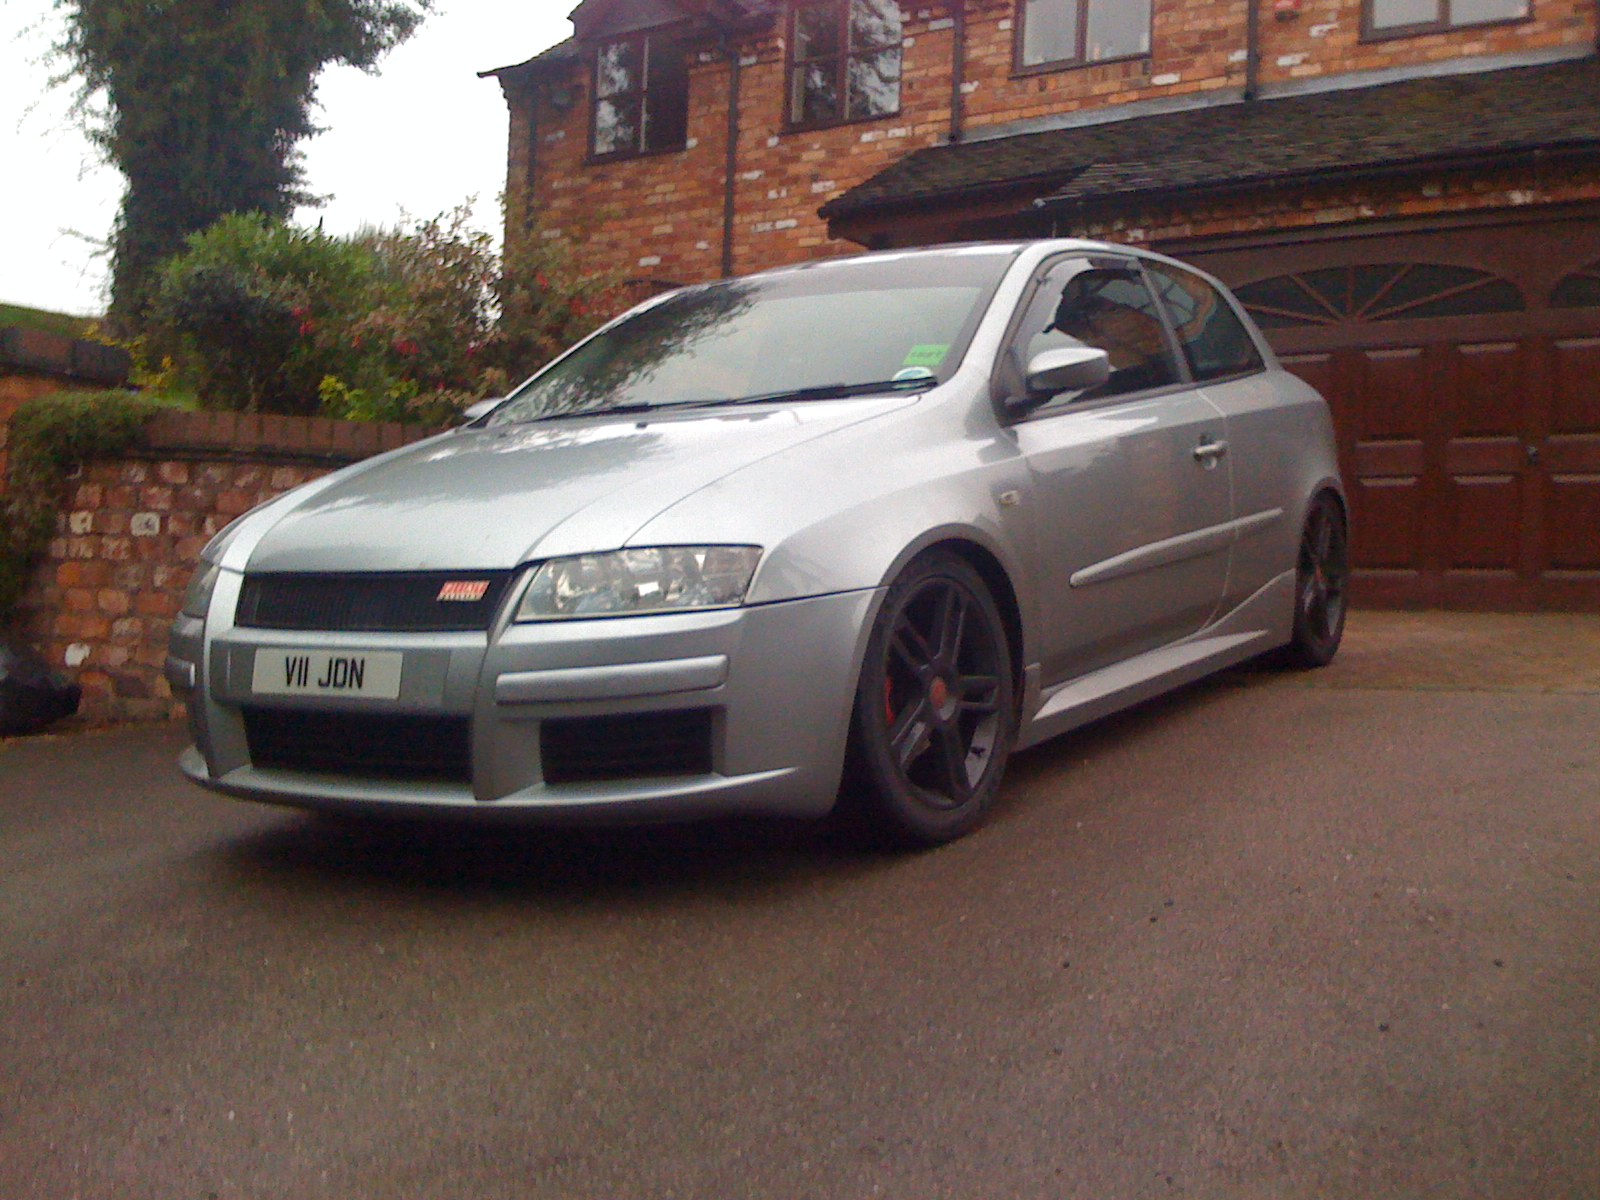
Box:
[227,397,920,574]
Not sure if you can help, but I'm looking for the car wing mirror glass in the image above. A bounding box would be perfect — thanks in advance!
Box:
[1008,347,1111,415]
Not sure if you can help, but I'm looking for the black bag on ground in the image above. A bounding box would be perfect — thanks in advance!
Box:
[0,634,82,735]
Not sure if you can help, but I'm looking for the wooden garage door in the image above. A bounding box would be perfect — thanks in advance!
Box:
[1184,216,1600,611]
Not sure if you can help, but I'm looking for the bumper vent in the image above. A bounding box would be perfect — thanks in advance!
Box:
[540,709,714,785]
[236,571,513,633]
[243,707,471,783]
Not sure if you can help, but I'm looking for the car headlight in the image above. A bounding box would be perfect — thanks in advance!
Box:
[515,546,762,621]
[180,560,222,619]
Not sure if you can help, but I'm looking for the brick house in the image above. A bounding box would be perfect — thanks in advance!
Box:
[485,0,1600,610]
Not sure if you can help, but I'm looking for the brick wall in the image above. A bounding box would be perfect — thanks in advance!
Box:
[956,0,1592,130]
[515,13,965,285]
[504,0,1597,286]
[1245,0,1590,86]
[518,13,960,284]
[10,410,438,725]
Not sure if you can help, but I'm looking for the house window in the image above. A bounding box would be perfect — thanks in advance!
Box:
[788,0,902,128]
[591,34,690,160]
[1366,0,1529,37]
[1018,0,1151,72]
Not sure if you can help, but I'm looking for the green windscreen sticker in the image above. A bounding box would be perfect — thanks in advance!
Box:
[902,344,950,369]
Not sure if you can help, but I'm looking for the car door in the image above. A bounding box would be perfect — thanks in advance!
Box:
[1145,259,1297,612]
[1001,253,1234,686]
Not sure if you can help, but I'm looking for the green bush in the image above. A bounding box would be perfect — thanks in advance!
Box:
[0,390,173,626]
[146,213,379,414]
[141,209,625,421]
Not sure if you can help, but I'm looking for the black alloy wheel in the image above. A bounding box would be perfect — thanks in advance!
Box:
[841,552,1014,847]
[1284,491,1349,668]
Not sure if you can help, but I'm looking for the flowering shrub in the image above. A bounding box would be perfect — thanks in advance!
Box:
[142,209,623,420]
[488,222,628,396]
[145,214,379,414]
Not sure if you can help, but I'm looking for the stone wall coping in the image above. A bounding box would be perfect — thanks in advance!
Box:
[139,408,442,463]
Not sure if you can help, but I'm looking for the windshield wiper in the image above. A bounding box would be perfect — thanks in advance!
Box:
[515,377,936,423]
[689,376,939,409]
[526,402,667,423]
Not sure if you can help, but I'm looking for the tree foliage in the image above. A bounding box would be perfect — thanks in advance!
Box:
[55,0,428,324]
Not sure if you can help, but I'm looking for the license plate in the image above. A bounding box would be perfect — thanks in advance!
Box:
[251,649,404,699]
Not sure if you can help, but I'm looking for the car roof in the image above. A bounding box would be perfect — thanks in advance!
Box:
[737,238,1182,284]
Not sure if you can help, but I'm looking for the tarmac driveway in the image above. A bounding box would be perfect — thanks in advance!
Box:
[0,611,1596,1199]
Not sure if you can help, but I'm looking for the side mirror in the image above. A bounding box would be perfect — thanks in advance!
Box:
[459,397,506,426]
[1023,346,1110,399]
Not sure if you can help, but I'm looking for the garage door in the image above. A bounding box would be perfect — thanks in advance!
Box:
[1183,213,1600,612]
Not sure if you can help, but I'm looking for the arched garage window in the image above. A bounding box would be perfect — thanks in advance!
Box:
[1551,261,1600,309]
[1233,263,1523,330]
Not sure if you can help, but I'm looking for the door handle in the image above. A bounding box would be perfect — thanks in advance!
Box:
[1193,439,1229,466]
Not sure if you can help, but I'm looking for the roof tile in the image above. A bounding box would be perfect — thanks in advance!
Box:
[821,56,1600,220]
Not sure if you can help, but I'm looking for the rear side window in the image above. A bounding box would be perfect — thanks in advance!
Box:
[1147,262,1265,383]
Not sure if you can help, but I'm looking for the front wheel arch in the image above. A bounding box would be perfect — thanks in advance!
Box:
[922,538,1026,717]
[836,549,1019,848]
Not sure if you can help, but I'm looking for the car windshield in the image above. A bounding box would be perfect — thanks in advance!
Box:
[489,246,1019,424]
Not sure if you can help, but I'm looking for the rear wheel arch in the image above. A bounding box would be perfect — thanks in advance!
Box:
[1308,483,1348,528]
[1282,488,1350,668]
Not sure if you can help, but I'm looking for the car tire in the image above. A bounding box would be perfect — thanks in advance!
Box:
[838,552,1015,848]
[1282,491,1349,669]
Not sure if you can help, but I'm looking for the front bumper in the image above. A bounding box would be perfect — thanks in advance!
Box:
[168,587,881,822]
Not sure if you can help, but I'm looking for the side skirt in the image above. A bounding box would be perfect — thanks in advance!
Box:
[1014,568,1295,753]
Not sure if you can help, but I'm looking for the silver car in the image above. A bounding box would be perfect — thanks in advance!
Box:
[167,241,1347,846]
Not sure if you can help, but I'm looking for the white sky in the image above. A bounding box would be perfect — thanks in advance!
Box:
[0,0,573,316]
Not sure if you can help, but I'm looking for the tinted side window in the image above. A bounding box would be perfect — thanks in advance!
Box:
[1013,256,1181,402]
[1147,263,1265,383]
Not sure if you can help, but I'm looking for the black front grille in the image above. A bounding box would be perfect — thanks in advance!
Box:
[243,707,471,783]
[540,709,714,785]
[236,572,513,632]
